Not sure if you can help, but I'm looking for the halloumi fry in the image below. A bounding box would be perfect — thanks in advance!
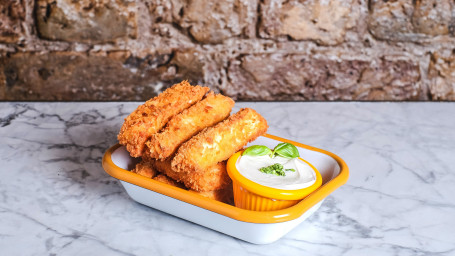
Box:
[190,186,234,205]
[172,108,268,174]
[131,161,157,179]
[145,92,234,159]
[153,172,233,204]
[153,174,186,189]
[118,81,209,157]
[149,157,231,192]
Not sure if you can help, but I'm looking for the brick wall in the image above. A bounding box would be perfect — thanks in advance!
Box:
[1,0,454,101]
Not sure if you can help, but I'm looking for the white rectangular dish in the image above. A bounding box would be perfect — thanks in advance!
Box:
[102,134,349,244]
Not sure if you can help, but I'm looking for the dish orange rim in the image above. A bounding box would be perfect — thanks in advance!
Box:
[102,134,349,224]
[227,151,322,200]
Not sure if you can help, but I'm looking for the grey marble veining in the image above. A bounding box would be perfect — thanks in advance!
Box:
[1,102,454,256]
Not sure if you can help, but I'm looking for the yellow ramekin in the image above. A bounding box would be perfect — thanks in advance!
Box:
[227,151,323,211]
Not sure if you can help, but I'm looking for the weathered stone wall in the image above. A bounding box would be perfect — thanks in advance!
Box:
[1,0,454,101]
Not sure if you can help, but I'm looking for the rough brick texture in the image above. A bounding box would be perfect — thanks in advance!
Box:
[368,0,455,42]
[226,54,421,100]
[0,52,173,100]
[0,0,25,43]
[429,52,455,100]
[35,0,137,43]
[0,0,454,101]
[179,0,258,44]
[260,0,360,45]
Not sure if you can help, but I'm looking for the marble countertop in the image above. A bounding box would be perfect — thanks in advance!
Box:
[1,102,454,255]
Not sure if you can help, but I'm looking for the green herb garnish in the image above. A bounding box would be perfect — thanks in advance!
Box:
[242,145,272,157]
[259,163,286,176]
[259,163,296,176]
[271,142,300,159]
[242,143,300,177]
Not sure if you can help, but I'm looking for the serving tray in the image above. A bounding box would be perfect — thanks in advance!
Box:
[102,134,349,244]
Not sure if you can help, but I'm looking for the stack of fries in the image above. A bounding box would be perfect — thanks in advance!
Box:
[118,81,268,204]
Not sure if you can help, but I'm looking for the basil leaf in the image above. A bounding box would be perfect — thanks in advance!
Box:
[272,142,300,159]
[242,145,272,157]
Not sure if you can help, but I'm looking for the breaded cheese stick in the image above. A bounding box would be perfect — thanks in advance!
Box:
[145,92,234,159]
[154,173,233,204]
[117,81,209,157]
[153,174,186,189]
[190,186,234,205]
[172,108,268,174]
[131,161,157,179]
[134,160,233,203]
[149,157,231,192]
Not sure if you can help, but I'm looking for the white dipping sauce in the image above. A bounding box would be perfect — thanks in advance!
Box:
[236,155,317,190]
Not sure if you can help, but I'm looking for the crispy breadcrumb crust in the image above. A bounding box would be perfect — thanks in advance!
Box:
[172,108,268,174]
[117,81,209,157]
[131,161,157,179]
[120,82,267,205]
[145,92,234,159]
[190,186,234,205]
[133,161,233,204]
[149,157,231,192]
[132,161,185,188]
[153,174,186,189]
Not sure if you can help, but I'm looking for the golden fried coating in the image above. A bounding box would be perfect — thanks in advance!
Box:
[145,92,234,159]
[118,81,209,157]
[153,174,186,189]
[131,161,157,179]
[190,186,234,205]
[172,108,268,174]
[154,173,233,204]
[149,157,231,192]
